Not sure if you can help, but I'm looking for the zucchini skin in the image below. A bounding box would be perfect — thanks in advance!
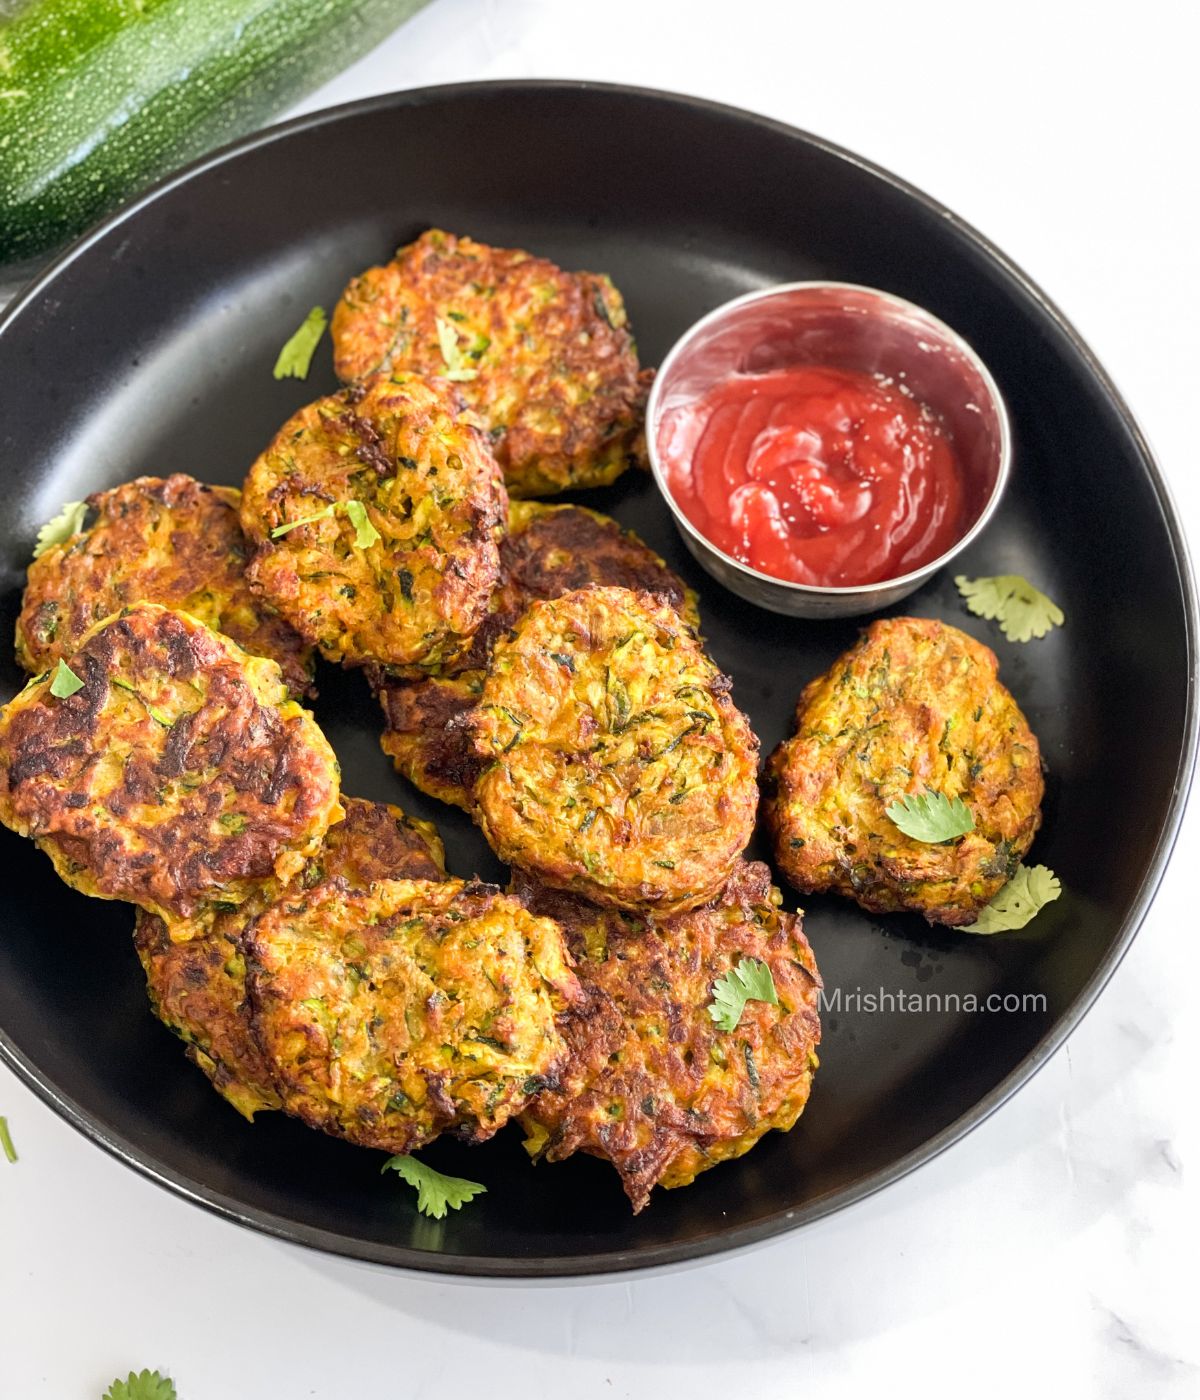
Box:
[0,0,430,263]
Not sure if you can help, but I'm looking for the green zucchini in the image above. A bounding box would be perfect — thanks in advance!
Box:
[0,0,430,265]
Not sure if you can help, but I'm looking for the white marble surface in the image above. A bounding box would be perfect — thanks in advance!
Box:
[3,1,1198,1394]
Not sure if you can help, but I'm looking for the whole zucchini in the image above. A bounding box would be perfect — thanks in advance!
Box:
[0,0,430,264]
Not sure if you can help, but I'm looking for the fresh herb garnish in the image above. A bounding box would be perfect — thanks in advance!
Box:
[708,957,779,1032]
[102,1370,177,1400]
[343,499,380,549]
[963,864,1062,933]
[435,316,479,382]
[0,1115,16,1163]
[270,503,335,538]
[33,499,88,559]
[886,789,974,843]
[272,306,327,380]
[50,658,84,698]
[270,499,378,549]
[955,574,1064,643]
[382,1154,487,1218]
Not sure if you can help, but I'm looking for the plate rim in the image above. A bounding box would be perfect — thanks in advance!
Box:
[1,77,1196,1280]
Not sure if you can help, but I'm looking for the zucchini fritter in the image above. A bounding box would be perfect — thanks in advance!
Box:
[245,877,582,1153]
[471,586,758,913]
[17,474,313,695]
[331,229,651,497]
[514,862,822,1213]
[239,373,506,673]
[291,794,445,892]
[0,604,342,936]
[134,796,445,1120]
[377,502,700,811]
[135,910,281,1121]
[765,617,1044,925]
[377,672,481,813]
[476,502,702,668]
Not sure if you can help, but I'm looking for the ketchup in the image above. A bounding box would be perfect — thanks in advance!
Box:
[658,365,967,587]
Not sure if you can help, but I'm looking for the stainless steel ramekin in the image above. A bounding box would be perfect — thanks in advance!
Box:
[645,282,1011,618]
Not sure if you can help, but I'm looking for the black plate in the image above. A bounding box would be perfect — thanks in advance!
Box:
[0,81,1195,1278]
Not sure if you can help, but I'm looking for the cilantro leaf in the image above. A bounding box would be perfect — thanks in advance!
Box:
[270,500,379,549]
[382,1154,487,1219]
[33,499,89,559]
[435,316,478,382]
[50,658,84,698]
[886,789,974,843]
[963,864,1062,933]
[272,306,327,380]
[0,1115,16,1164]
[955,574,1064,643]
[270,503,335,538]
[344,499,380,549]
[708,956,779,1033]
[102,1369,177,1400]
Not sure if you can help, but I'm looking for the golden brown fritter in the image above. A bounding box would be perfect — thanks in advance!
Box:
[470,502,701,670]
[765,617,1044,925]
[331,229,651,497]
[0,604,342,937]
[378,673,482,813]
[377,502,700,811]
[134,797,445,1120]
[291,794,445,893]
[239,373,506,673]
[245,877,581,1153]
[471,586,758,913]
[514,861,822,1213]
[135,912,280,1120]
[17,475,313,695]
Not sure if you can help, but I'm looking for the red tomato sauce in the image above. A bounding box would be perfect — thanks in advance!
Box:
[657,365,967,587]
